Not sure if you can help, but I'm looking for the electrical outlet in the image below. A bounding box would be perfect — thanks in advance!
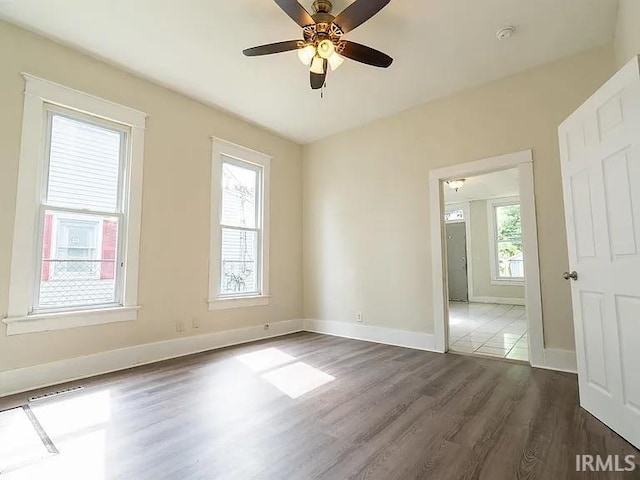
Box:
[356,312,363,323]
[192,318,200,329]
[264,323,270,330]
[176,320,185,333]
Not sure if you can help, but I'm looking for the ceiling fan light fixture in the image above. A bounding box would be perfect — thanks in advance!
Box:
[243,0,394,90]
[297,44,316,65]
[328,52,344,71]
[317,39,335,59]
[310,55,325,74]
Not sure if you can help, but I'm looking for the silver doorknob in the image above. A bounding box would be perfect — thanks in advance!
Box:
[563,271,578,281]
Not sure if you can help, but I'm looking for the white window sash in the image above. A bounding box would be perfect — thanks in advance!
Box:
[32,105,130,313]
[487,196,525,284]
[219,225,262,298]
[32,207,126,313]
[3,74,146,335]
[219,155,263,297]
[208,138,271,310]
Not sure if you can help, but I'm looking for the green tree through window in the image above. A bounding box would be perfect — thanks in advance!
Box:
[495,204,524,278]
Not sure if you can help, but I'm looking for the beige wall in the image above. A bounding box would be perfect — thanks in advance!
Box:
[0,21,303,372]
[303,44,615,350]
[614,0,640,67]
[0,18,619,372]
[468,200,525,301]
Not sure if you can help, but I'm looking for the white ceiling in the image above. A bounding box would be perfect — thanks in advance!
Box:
[0,0,618,144]
[444,168,519,203]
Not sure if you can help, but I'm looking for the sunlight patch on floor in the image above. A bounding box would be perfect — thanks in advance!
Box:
[234,347,296,373]
[261,362,335,399]
[235,347,336,399]
[0,407,52,474]
[2,390,111,480]
[33,390,111,437]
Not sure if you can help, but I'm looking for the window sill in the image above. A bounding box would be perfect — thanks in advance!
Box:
[208,295,271,311]
[490,279,525,286]
[2,306,140,336]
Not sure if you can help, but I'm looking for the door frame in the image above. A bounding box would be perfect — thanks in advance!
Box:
[443,202,473,301]
[429,149,545,367]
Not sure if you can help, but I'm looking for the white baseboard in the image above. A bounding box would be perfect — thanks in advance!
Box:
[303,319,437,352]
[0,319,303,397]
[468,296,526,306]
[0,318,577,398]
[538,348,577,374]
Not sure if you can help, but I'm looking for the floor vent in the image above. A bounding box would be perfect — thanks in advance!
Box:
[28,386,84,402]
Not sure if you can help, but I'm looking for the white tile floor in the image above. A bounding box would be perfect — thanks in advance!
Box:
[448,302,529,361]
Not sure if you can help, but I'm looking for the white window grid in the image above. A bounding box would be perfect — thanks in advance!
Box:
[31,104,131,313]
[219,156,264,297]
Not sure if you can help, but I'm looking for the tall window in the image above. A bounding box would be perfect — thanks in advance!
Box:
[489,199,524,282]
[36,110,127,311]
[5,75,145,335]
[220,158,261,295]
[209,139,270,309]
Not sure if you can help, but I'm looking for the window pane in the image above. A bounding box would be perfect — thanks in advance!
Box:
[221,227,258,295]
[38,211,119,309]
[46,114,122,212]
[495,204,523,278]
[221,159,258,228]
[444,209,464,222]
[495,204,522,242]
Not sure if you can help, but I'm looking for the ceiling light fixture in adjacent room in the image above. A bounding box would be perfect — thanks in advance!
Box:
[447,179,465,192]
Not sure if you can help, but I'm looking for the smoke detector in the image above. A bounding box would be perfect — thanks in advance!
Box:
[496,25,516,40]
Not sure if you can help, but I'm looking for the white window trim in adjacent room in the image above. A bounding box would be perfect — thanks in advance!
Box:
[3,74,147,336]
[208,137,271,311]
[487,196,525,286]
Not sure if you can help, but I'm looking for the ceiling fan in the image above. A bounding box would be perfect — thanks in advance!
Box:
[243,0,393,90]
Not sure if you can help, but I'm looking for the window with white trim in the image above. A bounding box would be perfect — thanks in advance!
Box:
[4,75,146,335]
[488,198,524,283]
[36,108,127,311]
[209,139,270,310]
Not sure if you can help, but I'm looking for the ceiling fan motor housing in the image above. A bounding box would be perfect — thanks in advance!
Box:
[312,0,333,14]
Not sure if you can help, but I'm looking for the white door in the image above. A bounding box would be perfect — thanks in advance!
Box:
[559,56,640,449]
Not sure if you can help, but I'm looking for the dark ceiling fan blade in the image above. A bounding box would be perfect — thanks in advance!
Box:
[274,0,315,27]
[340,41,393,67]
[333,0,390,34]
[243,40,302,57]
[310,61,328,90]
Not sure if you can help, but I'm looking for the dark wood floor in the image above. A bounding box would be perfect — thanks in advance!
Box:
[1,332,639,479]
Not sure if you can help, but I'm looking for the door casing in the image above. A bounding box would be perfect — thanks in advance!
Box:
[429,150,545,368]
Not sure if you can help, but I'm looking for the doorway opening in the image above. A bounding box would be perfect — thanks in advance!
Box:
[429,150,544,367]
[444,169,528,361]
